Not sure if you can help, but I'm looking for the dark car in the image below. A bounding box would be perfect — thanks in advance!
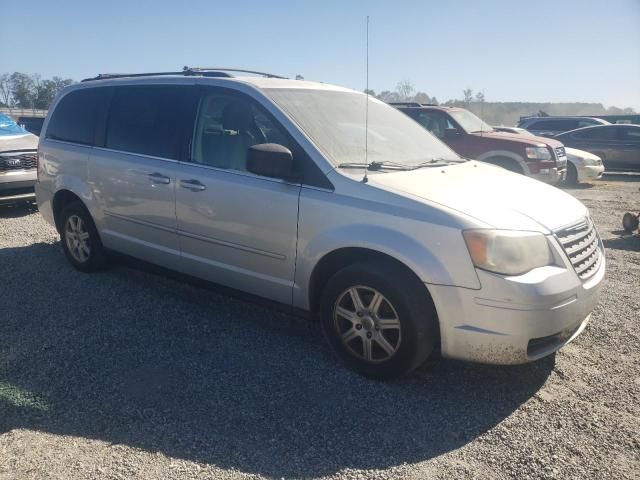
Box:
[517,116,609,137]
[392,103,567,184]
[554,124,640,171]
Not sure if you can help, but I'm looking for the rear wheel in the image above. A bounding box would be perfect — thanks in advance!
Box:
[319,260,437,380]
[59,202,106,272]
[565,162,578,185]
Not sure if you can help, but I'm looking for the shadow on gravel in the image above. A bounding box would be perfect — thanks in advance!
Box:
[0,202,38,218]
[0,242,554,478]
[603,235,640,252]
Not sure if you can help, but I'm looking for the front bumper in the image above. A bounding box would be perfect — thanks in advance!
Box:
[0,169,37,204]
[577,164,605,183]
[530,167,565,185]
[429,248,605,364]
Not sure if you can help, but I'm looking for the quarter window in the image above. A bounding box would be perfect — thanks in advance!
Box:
[46,88,105,145]
[191,91,292,173]
[105,86,191,160]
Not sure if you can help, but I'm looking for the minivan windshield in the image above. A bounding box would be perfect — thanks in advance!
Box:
[449,109,494,134]
[265,89,462,168]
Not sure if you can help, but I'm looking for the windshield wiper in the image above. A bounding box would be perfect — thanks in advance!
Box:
[408,158,466,169]
[337,161,413,171]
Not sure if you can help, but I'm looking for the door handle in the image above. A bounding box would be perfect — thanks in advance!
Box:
[148,172,171,185]
[179,179,207,192]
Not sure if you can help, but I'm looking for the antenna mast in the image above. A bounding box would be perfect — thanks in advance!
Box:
[363,15,370,183]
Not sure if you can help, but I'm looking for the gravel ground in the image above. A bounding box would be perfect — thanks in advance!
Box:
[0,177,638,480]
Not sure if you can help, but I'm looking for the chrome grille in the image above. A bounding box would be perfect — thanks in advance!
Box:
[0,152,37,172]
[554,218,602,280]
[555,146,567,169]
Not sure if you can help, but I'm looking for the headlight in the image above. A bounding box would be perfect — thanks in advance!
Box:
[463,230,553,275]
[526,146,552,160]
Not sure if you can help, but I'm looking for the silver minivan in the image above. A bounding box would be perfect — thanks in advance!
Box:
[36,70,605,379]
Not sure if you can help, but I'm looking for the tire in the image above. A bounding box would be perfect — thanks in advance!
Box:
[622,212,639,233]
[565,162,578,185]
[319,260,438,380]
[59,202,107,272]
[486,157,523,174]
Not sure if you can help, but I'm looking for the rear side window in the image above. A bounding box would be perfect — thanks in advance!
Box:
[530,119,578,131]
[571,127,616,140]
[106,85,192,160]
[46,88,103,145]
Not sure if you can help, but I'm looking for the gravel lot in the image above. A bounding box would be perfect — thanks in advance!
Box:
[0,177,638,480]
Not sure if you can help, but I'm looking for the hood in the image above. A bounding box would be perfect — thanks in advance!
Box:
[565,147,600,161]
[0,133,39,154]
[367,161,587,232]
[478,130,564,148]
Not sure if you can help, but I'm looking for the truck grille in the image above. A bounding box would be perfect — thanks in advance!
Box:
[0,152,37,172]
[555,146,567,169]
[554,217,603,281]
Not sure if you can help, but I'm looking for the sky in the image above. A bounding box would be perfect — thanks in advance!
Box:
[3,0,640,110]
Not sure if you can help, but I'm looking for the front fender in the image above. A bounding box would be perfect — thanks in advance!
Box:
[476,150,529,173]
[293,223,479,310]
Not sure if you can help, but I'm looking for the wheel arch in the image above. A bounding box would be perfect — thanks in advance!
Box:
[307,247,435,315]
[52,189,88,232]
[476,150,528,174]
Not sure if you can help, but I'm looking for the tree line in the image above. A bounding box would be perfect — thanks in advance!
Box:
[365,80,636,125]
[0,72,74,110]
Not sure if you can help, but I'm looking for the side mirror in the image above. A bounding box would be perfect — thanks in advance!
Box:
[444,128,461,139]
[246,143,298,181]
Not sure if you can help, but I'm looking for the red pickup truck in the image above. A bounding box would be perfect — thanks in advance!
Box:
[392,103,567,184]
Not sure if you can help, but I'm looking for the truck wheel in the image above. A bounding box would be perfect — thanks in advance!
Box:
[565,162,578,185]
[59,202,107,272]
[319,260,437,380]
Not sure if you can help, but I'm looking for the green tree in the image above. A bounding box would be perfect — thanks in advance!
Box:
[9,72,35,108]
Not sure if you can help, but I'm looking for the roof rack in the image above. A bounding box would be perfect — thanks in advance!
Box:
[388,102,440,107]
[81,67,287,83]
[189,67,287,79]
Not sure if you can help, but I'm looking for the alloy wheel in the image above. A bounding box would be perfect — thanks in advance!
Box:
[333,285,402,363]
[64,214,91,263]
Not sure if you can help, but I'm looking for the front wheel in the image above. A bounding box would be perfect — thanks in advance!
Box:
[565,162,578,185]
[319,260,438,380]
[59,202,107,272]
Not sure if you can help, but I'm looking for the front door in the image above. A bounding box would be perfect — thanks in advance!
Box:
[175,87,301,304]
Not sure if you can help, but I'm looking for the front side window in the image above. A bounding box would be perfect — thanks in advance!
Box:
[47,88,104,145]
[191,91,292,172]
[105,85,190,160]
[414,111,455,139]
